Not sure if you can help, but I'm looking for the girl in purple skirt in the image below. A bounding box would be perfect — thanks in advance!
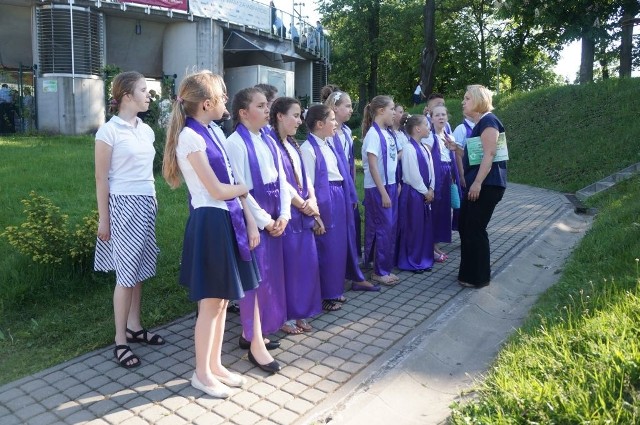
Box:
[163,71,275,396]
[427,105,462,261]
[226,87,292,373]
[396,114,435,273]
[269,97,323,333]
[361,96,400,286]
[301,105,365,312]
[324,90,378,293]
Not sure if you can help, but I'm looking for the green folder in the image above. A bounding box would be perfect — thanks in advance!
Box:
[466,133,508,166]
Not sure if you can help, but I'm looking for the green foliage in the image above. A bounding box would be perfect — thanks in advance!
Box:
[450,176,640,424]
[152,123,167,174]
[102,64,121,119]
[321,0,563,104]
[2,191,98,268]
[0,134,192,384]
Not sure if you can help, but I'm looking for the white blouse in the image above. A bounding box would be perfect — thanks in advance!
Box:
[300,134,344,184]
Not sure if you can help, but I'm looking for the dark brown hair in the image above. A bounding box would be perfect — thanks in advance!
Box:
[232,87,264,128]
[271,97,303,190]
[254,84,278,102]
[110,71,145,114]
[304,104,331,132]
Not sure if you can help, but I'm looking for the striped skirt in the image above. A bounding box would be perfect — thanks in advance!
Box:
[94,194,159,287]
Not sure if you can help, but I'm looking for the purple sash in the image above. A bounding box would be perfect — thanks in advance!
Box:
[271,130,315,232]
[270,129,309,199]
[372,122,390,185]
[340,124,356,180]
[462,120,473,138]
[184,118,251,261]
[235,123,281,219]
[408,137,432,189]
[306,134,339,228]
[330,133,358,204]
[430,128,462,202]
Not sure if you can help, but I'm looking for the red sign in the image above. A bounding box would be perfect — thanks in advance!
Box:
[126,0,188,11]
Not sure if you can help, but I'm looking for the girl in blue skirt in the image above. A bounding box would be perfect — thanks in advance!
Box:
[163,71,275,397]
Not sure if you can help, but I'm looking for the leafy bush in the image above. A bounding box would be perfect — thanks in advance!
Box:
[2,191,97,269]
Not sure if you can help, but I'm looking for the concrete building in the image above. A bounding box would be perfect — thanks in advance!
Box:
[0,0,329,134]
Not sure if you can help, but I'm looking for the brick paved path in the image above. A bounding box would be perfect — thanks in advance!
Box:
[0,183,571,425]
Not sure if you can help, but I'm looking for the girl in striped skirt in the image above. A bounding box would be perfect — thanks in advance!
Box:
[95,71,163,369]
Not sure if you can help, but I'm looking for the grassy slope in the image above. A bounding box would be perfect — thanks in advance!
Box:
[495,78,640,192]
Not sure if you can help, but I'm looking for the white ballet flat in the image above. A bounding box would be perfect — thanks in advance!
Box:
[191,373,230,399]
[213,372,247,388]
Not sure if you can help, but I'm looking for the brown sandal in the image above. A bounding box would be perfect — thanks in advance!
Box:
[281,322,303,334]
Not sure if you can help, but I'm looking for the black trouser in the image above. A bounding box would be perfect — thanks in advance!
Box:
[457,185,505,286]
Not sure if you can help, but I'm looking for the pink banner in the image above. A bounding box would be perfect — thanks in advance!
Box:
[126,0,187,11]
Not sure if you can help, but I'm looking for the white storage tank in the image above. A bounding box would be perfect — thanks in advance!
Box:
[224,65,294,105]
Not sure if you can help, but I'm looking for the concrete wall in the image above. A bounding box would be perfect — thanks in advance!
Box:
[37,76,104,134]
[163,22,197,88]
[105,17,165,77]
[0,4,33,68]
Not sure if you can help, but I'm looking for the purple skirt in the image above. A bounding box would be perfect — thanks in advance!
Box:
[432,162,453,243]
[345,199,365,282]
[364,184,398,276]
[282,207,322,320]
[396,187,434,271]
[315,182,348,300]
[239,183,286,340]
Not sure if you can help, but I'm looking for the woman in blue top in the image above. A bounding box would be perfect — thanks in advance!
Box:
[446,85,507,288]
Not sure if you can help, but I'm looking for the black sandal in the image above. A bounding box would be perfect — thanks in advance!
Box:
[322,299,342,312]
[114,344,141,369]
[126,328,165,345]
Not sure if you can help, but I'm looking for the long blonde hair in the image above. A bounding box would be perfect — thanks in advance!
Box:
[361,95,393,136]
[162,71,226,189]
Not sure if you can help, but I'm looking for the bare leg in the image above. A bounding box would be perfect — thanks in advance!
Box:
[194,298,228,391]
[249,293,274,365]
[126,283,143,330]
[209,299,231,377]
[113,285,137,366]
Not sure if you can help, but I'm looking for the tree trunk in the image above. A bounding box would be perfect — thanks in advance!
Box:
[421,0,437,98]
[619,3,638,78]
[357,83,367,114]
[579,31,595,84]
[367,0,381,101]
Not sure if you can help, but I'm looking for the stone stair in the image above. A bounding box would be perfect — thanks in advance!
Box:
[575,162,640,201]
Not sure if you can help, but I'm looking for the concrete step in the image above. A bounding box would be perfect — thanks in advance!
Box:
[575,162,640,201]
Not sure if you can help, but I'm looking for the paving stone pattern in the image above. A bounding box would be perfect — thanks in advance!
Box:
[0,183,570,425]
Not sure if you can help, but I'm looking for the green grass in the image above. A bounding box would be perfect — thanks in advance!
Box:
[0,135,194,384]
[450,175,640,423]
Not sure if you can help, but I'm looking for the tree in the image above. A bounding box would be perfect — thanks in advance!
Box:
[619,0,640,77]
[420,0,437,98]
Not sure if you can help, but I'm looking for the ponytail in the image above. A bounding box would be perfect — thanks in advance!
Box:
[361,95,393,136]
[163,70,226,189]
